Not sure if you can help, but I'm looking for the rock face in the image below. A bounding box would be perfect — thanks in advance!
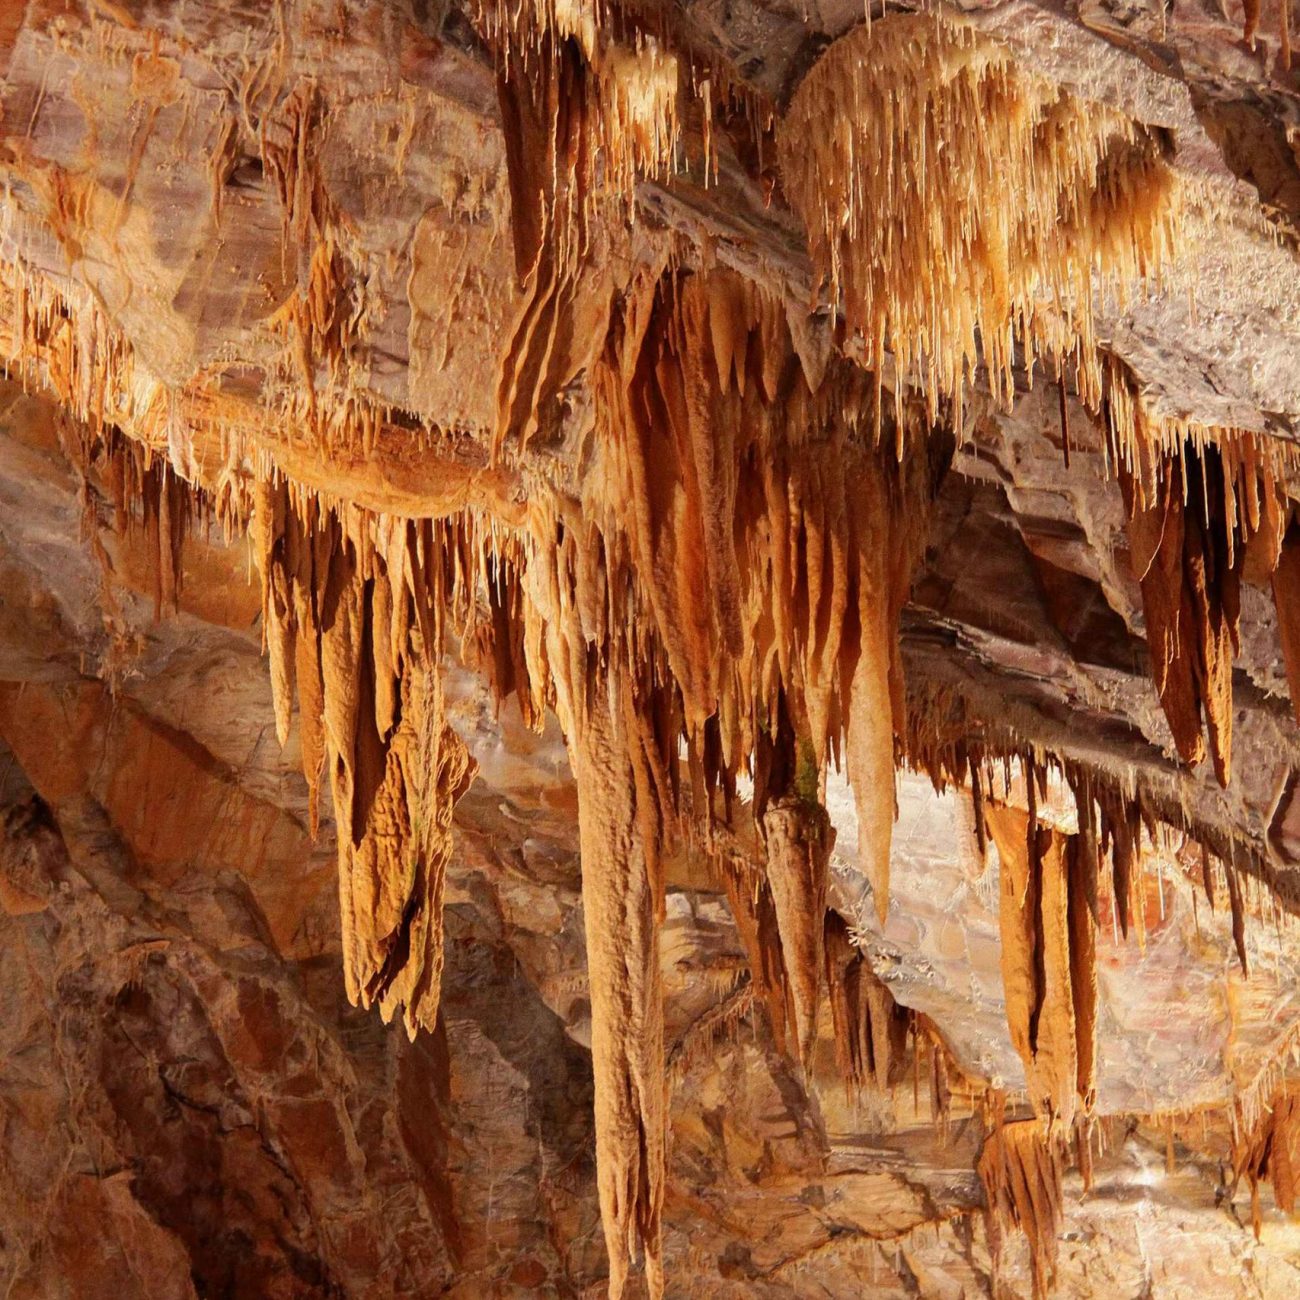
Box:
[4,1,1300,1297]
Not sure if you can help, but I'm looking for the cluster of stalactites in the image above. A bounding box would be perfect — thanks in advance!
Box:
[979,1115,1066,1300]
[909,678,1262,974]
[4,259,176,458]
[487,0,680,191]
[926,738,1267,1135]
[483,0,680,455]
[73,427,200,621]
[250,479,483,1040]
[50,249,945,1300]
[510,266,949,1295]
[590,267,946,926]
[1109,376,1298,787]
[1232,1086,1300,1238]
[777,11,1180,429]
[715,843,933,1102]
[823,910,913,1096]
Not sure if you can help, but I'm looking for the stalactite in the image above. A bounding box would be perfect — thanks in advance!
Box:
[564,686,667,1300]
[1065,831,1098,1115]
[761,796,833,1071]
[979,1116,1065,1300]
[986,804,1090,1130]
[1233,1087,1300,1235]
[1226,857,1251,977]
[716,853,793,1060]
[1244,0,1262,49]
[823,910,912,1096]
[252,481,478,1039]
[525,514,670,1300]
[1098,787,1144,944]
[778,11,1180,425]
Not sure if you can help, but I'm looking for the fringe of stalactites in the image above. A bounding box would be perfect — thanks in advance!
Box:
[979,1115,1066,1300]
[710,848,968,1113]
[907,675,1270,974]
[1232,1085,1300,1238]
[1105,357,1300,788]
[0,255,396,480]
[480,0,786,460]
[486,0,681,189]
[777,11,1181,431]
[482,0,681,456]
[85,429,201,621]
[480,0,775,192]
[54,422,239,634]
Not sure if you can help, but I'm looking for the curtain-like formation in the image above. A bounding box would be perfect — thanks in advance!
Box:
[252,482,477,1039]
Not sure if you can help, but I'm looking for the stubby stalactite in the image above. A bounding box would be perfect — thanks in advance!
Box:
[760,794,833,1072]
[979,1115,1066,1300]
[747,693,836,1073]
[251,481,477,1039]
[1233,1088,1300,1238]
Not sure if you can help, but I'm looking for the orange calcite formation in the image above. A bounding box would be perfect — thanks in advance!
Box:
[979,1116,1065,1300]
[986,803,1094,1131]
[778,13,1179,424]
[253,480,477,1039]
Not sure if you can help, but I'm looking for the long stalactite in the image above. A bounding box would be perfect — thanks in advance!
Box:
[251,480,480,1039]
